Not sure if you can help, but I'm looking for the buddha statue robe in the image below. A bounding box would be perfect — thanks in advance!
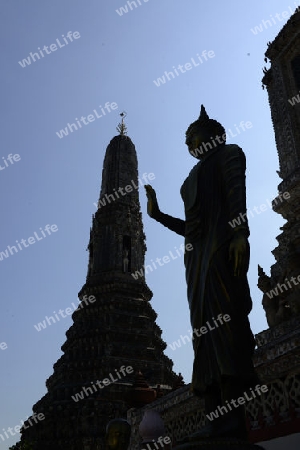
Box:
[155,143,257,395]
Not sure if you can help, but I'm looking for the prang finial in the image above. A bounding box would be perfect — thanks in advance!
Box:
[116,111,127,136]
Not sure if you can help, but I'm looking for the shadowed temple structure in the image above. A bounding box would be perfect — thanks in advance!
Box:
[259,8,300,327]
[17,9,300,450]
[128,9,300,450]
[19,116,177,450]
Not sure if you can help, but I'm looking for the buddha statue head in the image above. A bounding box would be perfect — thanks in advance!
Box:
[105,418,131,450]
[185,105,226,159]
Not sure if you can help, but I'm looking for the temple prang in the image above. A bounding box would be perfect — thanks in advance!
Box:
[259,8,300,327]
[19,124,177,450]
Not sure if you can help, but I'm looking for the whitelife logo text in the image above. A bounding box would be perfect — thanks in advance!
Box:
[169,314,231,351]
[0,224,58,262]
[18,31,81,68]
[206,385,268,422]
[72,365,133,402]
[34,295,96,332]
[94,172,155,209]
[0,153,21,173]
[56,102,118,139]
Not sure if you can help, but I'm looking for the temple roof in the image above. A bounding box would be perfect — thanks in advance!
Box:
[265,9,300,60]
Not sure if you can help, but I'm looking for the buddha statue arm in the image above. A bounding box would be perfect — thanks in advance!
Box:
[153,210,185,236]
[222,145,250,276]
[222,145,250,237]
[145,185,185,236]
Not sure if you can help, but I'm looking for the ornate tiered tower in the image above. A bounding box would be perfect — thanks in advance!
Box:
[259,9,300,327]
[20,117,177,450]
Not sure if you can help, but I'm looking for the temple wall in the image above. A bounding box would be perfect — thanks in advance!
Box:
[127,318,300,448]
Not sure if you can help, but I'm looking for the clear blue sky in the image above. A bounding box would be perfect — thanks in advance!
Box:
[0,0,297,447]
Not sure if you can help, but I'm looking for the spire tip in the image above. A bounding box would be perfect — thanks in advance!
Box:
[116,111,127,135]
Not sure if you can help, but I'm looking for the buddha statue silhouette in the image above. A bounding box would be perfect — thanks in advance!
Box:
[145,105,259,441]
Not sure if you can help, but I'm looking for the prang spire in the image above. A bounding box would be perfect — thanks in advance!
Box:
[19,125,177,450]
[116,111,128,136]
[86,119,147,287]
